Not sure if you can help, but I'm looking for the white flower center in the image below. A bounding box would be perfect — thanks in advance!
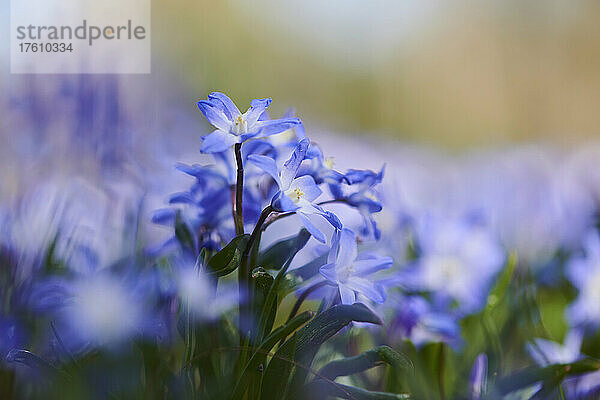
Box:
[232,115,248,135]
[425,255,463,288]
[285,187,305,204]
[338,265,355,283]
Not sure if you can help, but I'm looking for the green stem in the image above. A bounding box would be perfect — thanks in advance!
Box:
[438,343,446,400]
[239,206,273,339]
[287,280,329,323]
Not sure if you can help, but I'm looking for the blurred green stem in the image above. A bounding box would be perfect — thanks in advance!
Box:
[287,280,329,323]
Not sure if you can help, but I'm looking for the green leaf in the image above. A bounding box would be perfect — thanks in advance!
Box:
[252,268,277,342]
[318,346,413,380]
[486,251,517,311]
[258,229,311,270]
[294,303,382,361]
[230,311,314,400]
[276,303,383,398]
[261,334,298,400]
[206,234,250,277]
[254,233,311,347]
[304,380,410,400]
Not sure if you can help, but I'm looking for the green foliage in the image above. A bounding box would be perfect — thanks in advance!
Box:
[258,229,311,270]
[207,234,250,277]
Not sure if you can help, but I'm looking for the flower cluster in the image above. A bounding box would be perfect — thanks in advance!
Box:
[4,87,600,399]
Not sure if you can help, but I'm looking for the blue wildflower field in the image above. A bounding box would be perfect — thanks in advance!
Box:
[2,82,600,400]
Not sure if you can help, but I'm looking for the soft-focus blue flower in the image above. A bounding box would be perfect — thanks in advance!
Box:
[31,270,163,352]
[527,330,600,398]
[566,230,600,328]
[197,92,301,153]
[319,228,392,304]
[401,217,505,314]
[248,139,340,242]
[176,265,238,321]
[387,295,461,348]
[470,353,488,400]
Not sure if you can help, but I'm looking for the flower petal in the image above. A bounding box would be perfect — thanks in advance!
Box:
[255,118,302,138]
[281,139,309,189]
[289,175,322,203]
[200,130,239,153]
[352,256,393,276]
[298,212,326,243]
[345,277,385,303]
[319,262,338,283]
[272,192,298,212]
[339,285,356,305]
[208,92,241,119]
[247,155,281,188]
[197,100,231,132]
[336,228,358,269]
[321,211,342,230]
[244,97,272,128]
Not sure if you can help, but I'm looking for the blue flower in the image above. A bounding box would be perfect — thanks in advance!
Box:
[297,143,346,185]
[401,217,505,314]
[470,354,488,400]
[387,295,461,348]
[197,92,301,153]
[326,166,385,240]
[319,228,392,304]
[248,139,340,242]
[35,270,163,351]
[565,230,600,328]
[526,330,600,398]
[176,263,238,321]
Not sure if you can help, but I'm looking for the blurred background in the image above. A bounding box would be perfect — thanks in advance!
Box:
[150,0,600,148]
[3,0,600,150]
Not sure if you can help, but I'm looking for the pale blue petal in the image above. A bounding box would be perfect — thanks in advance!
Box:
[339,285,356,305]
[321,211,342,230]
[208,92,241,119]
[298,212,326,243]
[197,100,232,131]
[272,192,299,212]
[470,354,488,400]
[352,256,393,277]
[319,262,338,283]
[346,277,385,303]
[213,148,236,185]
[152,208,176,225]
[289,175,322,203]
[328,229,341,264]
[337,228,358,269]
[169,192,194,204]
[244,97,272,128]
[254,118,302,138]
[281,139,309,189]
[247,155,281,188]
[200,130,239,153]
